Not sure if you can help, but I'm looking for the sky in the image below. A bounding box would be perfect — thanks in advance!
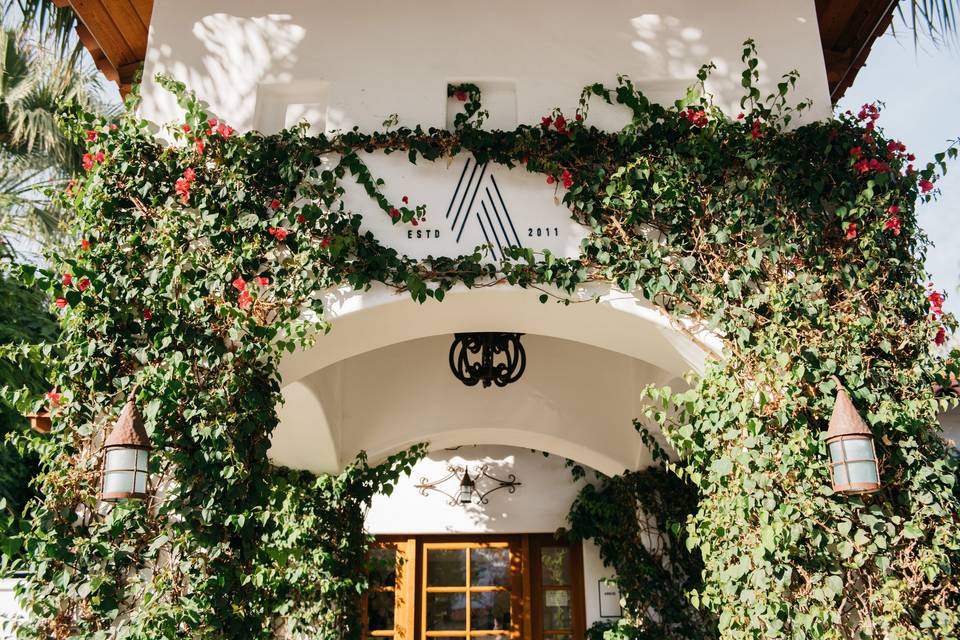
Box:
[838,20,960,321]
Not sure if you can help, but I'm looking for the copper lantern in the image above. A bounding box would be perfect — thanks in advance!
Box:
[826,386,880,494]
[24,409,52,434]
[100,396,152,501]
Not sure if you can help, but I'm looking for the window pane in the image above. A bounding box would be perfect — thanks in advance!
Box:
[368,591,395,631]
[105,448,138,471]
[543,589,572,630]
[103,470,134,495]
[427,549,466,586]
[848,460,879,485]
[471,547,511,587]
[370,548,396,588]
[426,592,467,630]
[471,590,511,630]
[540,547,571,586]
[842,438,874,460]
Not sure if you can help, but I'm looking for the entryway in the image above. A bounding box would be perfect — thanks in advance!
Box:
[364,534,585,639]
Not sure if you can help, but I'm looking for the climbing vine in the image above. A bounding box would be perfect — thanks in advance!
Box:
[1,39,959,639]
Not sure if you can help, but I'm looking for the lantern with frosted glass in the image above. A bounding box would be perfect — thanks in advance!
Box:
[458,469,476,504]
[100,396,151,501]
[826,386,880,494]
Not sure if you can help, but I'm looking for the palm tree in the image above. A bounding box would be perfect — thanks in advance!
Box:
[0,26,109,257]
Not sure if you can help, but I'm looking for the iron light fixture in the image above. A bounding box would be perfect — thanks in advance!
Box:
[416,465,521,506]
[449,333,526,388]
[826,385,880,495]
[100,395,152,502]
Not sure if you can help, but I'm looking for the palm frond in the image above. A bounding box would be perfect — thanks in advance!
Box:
[896,0,960,47]
[1,0,79,59]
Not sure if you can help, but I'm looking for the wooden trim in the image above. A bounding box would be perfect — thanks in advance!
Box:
[529,533,586,640]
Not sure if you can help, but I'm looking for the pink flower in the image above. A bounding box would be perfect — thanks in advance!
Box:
[935,326,947,346]
[109,123,117,131]
[81,239,90,251]
[454,90,468,102]
[232,276,247,291]
[95,151,105,163]
[554,113,567,133]
[270,199,281,210]
[296,214,306,224]
[919,179,934,193]
[175,177,191,203]
[183,167,197,182]
[320,236,332,249]
[845,222,857,240]
[216,122,234,137]
[737,112,745,120]
[82,153,94,171]
[85,130,98,142]
[195,138,205,154]
[46,390,61,405]
[751,119,763,140]
[929,290,945,316]
[541,116,553,129]
[273,228,288,241]
[78,278,91,292]
[208,117,218,128]
[560,169,574,189]
[850,146,861,158]
[258,276,270,286]
[181,124,191,133]
[887,205,900,215]
[238,289,252,310]
[143,309,152,320]
[884,217,901,236]
[55,298,67,309]
[62,273,72,286]
[546,175,556,185]
[389,208,401,219]
[402,196,409,204]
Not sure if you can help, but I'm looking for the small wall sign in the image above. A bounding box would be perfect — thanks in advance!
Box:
[598,579,622,618]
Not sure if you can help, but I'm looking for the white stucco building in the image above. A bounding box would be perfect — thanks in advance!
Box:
[5,1,956,638]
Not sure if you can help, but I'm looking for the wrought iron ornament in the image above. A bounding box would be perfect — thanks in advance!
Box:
[415,465,522,506]
[449,332,526,388]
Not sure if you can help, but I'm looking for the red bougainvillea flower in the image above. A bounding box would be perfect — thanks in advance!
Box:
[208,117,218,128]
[143,309,152,320]
[195,138,205,154]
[389,208,401,219]
[320,236,332,249]
[845,222,857,240]
[402,196,409,204]
[78,278,91,292]
[919,179,934,193]
[296,214,306,224]
[554,114,567,133]
[737,112,745,120]
[62,273,72,286]
[109,123,117,131]
[751,119,763,140]
[46,390,61,404]
[232,276,247,291]
[929,290,945,316]
[935,326,947,346]
[546,175,556,185]
[454,90,468,102]
[270,199,281,210]
[175,178,192,203]
[560,169,574,189]
[273,228,288,241]
[238,289,253,310]
[95,151,105,163]
[884,216,901,236]
[849,146,861,158]
[541,116,553,129]
[82,153,94,171]
[258,276,270,286]
[181,124,191,133]
[55,298,67,309]
[81,239,90,250]
[216,122,234,137]
[854,159,870,174]
[183,167,197,182]
[907,153,915,162]
[682,108,708,128]
[85,129,98,142]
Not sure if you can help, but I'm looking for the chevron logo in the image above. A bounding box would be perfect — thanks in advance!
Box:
[445,158,523,260]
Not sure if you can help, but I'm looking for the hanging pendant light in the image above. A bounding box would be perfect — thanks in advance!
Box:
[449,333,526,388]
[826,386,880,494]
[100,395,152,502]
[458,469,476,504]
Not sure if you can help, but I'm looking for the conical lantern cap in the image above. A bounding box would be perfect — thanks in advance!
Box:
[826,386,872,440]
[104,396,151,450]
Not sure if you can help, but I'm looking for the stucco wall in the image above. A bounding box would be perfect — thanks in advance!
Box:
[140,1,832,133]
[0,579,23,639]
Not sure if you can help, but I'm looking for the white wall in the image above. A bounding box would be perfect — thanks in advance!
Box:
[0,579,23,640]
[141,1,831,133]
[366,445,618,628]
